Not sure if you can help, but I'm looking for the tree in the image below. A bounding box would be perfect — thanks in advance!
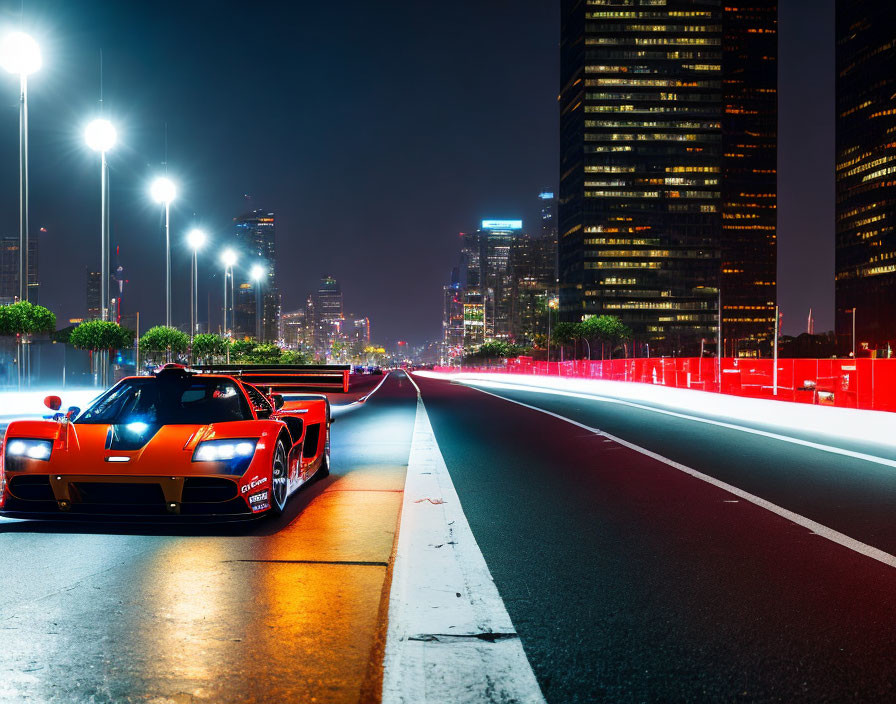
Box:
[579,315,632,359]
[69,320,134,353]
[226,339,254,361]
[139,326,189,363]
[550,322,580,359]
[280,349,311,365]
[466,340,527,363]
[191,333,230,363]
[0,301,56,336]
[246,343,282,364]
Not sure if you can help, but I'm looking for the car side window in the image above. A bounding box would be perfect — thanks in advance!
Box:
[243,384,273,416]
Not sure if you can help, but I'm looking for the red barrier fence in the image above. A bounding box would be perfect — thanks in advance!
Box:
[435,357,896,413]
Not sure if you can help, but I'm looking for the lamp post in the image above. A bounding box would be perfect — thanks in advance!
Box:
[221,249,237,336]
[1,31,40,304]
[547,296,559,363]
[1,32,40,389]
[250,263,265,341]
[851,307,857,359]
[150,177,176,327]
[186,229,207,339]
[85,119,117,322]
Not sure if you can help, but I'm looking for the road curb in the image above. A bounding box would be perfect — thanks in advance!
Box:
[382,385,545,704]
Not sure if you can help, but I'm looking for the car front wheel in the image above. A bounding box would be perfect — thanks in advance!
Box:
[269,441,288,515]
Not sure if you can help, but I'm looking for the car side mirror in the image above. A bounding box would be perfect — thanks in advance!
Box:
[65,406,81,420]
[270,394,285,409]
[44,395,62,411]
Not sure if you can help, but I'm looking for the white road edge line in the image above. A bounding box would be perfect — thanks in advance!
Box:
[462,381,896,571]
[439,375,896,470]
[382,372,546,704]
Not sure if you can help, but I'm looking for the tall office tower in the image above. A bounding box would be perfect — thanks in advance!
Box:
[539,190,558,241]
[511,232,557,345]
[835,1,896,351]
[281,309,312,350]
[479,219,520,340]
[0,235,38,305]
[442,277,465,364]
[459,231,485,349]
[559,0,777,356]
[315,276,343,351]
[233,210,280,341]
[86,271,101,319]
[350,317,371,344]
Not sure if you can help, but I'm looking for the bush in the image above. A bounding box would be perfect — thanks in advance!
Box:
[191,333,229,362]
[139,326,189,361]
[69,320,134,351]
[0,301,56,336]
[279,349,311,365]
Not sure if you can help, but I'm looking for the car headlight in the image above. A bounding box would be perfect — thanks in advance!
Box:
[192,439,258,475]
[5,438,53,469]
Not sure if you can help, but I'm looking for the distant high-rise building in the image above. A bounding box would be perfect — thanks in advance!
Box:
[539,190,557,241]
[559,1,777,356]
[281,308,315,351]
[233,210,280,341]
[479,220,520,340]
[315,276,343,351]
[0,234,38,305]
[350,317,371,344]
[835,1,896,350]
[441,274,465,364]
[86,271,101,320]
[511,232,556,345]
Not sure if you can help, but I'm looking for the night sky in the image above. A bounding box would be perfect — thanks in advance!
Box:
[0,1,832,343]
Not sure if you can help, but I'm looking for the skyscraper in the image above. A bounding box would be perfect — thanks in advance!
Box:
[539,190,558,240]
[559,0,777,356]
[86,271,101,320]
[479,219,520,340]
[511,232,556,345]
[0,234,38,305]
[835,1,896,351]
[233,210,280,341]
[315,276,343,351]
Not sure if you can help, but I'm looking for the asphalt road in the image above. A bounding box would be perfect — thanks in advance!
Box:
[413,373,896,703]
[0,371,417,704]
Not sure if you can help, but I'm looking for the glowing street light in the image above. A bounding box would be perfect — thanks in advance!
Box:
[0,32,41,75]
[220,249,237,335]
[1,31,41,305]
[250,263,265,341]
[547,295,559,363]
[84,119,117,324]
[187,229,207,338]
[150,177,177,327]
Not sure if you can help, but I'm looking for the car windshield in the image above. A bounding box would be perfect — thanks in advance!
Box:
[75,376,253,425]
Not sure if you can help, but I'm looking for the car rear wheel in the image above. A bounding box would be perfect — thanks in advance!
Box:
[270,441,288,515]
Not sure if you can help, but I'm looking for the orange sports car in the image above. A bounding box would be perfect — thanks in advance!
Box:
[0,365,331,519]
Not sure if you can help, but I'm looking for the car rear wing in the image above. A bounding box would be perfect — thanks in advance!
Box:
[194,365,351,393]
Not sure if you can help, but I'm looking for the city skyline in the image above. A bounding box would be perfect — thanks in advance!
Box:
[0,0,835,345]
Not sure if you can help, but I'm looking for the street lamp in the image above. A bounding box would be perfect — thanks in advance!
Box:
[150,177,177,327]
[250,263,265,341]
[187,229,207,338]
[0,31,40,304]
[547,296,559,363]
[85,119,116,322]
[220,249,237,335]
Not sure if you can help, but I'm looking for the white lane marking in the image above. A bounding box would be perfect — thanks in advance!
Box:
[383,378,546,704]
[460,382,896,571]
[437,375,896,470]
